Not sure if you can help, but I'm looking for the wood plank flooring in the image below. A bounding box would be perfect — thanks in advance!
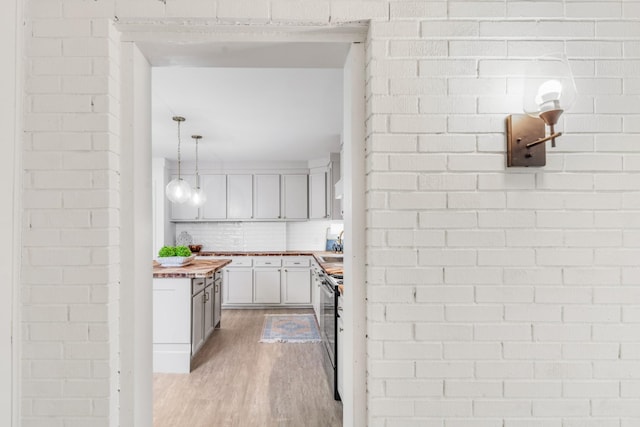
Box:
[153,309,343,427]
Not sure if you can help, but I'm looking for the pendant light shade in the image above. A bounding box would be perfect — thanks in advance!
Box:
[190,187,207,207]
[166,178,193,203]
[166,116,192,203]
[190,134,207,207]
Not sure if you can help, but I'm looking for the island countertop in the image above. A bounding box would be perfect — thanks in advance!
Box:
[152,259,232,278]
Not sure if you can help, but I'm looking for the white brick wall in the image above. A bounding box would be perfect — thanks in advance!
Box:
[19,0,640,426]
[364,1,640,427]
[22,0,120,425]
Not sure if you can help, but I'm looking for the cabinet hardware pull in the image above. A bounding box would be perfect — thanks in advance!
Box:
[339,327,344,332]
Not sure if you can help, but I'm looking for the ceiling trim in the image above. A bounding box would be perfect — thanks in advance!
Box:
[116,20,368,44]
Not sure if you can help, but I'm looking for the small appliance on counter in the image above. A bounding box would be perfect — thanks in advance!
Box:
[325,224,344,252]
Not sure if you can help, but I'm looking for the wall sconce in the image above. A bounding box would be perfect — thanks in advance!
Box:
[507,53,577,167]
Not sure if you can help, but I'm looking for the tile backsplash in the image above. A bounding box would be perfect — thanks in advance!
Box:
[175,220,343,251]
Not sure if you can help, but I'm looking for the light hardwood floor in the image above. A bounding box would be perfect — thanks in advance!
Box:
[153,309,343,427]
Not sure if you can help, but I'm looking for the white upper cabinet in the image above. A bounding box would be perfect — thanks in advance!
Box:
[282,174,308,220]
[254,174,281,219]
[308,172,327,219]
[166,170,322,222]
[227,174,253,219]
[201,174,227,220]
[170,174,199,221]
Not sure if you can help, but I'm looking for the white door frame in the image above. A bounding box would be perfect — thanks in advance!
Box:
[117,22,368,427]
[120,42,154,427]
[1,0,23,425]
[341,42,367,427]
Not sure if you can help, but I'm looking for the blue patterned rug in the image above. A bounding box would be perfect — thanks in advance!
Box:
[259,314,321,343]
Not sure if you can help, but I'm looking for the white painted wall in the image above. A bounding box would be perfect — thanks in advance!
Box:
[18,1,640,427]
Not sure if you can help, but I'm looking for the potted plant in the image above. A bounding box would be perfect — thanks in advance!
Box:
[157,245,195,267]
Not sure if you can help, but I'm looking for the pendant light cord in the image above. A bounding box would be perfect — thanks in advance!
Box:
[192,135,202,189]
[176,119,182,179]
[195,137,200,180]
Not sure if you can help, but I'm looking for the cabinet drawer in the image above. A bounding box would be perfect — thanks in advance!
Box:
[214,270,222,281]
[192,278,206,295]
[254,257,282,267]
[283,258,310,267]
[229,257,253,267]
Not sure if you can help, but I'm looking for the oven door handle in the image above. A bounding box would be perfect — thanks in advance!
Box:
[321,283,335,298]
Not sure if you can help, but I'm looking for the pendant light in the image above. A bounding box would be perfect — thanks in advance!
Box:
[165,116,192,203]
[190,134,207,207]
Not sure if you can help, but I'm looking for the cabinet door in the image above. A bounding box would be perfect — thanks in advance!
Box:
[329,161,342,219]
[170,174,199,220]
[204,285,214,339]
[192,291,205,355]
[283,268,311,304]
[227,174,253,219]
[282,174,308,220]
[254,174,281,219]
[213,280,222,328]
[311,263,322,321]
[224,268,253,304]
[201,174,227,219]
[309,172,327,219]
[253,268,281,304]
[153,278,191,344]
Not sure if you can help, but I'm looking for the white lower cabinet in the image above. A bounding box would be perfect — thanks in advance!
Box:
[254,268,282,303]
[224,268,253,304]
[283,268,311,304]
[191,289,205,355]
[221,256,312,307]
[153,273,222,374]
[311,260,323,321]
[203,281,214,339]
[213,277,222,328]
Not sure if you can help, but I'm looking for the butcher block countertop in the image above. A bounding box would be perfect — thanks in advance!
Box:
[197,250,344,276]
[198,251,315,257]
[153,259,232,279]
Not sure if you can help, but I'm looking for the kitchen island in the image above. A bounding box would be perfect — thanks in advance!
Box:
[153,258,231,373]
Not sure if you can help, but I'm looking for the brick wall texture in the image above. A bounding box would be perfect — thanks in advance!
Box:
[21,0,640,426]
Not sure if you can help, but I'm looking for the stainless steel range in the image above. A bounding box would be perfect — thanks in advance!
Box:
[320,271,342,401]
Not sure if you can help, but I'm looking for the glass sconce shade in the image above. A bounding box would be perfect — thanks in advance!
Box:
[190,186,207,207]
[522,53,577,126]
[166,178,192,203]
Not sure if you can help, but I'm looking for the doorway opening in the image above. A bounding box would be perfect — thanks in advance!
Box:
[118,23,367,427]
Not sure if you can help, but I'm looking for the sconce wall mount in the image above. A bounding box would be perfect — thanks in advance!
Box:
[506,114,546,167]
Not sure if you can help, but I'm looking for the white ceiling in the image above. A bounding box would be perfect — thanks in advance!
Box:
[147,42,348,164]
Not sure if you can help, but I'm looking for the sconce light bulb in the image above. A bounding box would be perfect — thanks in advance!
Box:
[535,79,563,112]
